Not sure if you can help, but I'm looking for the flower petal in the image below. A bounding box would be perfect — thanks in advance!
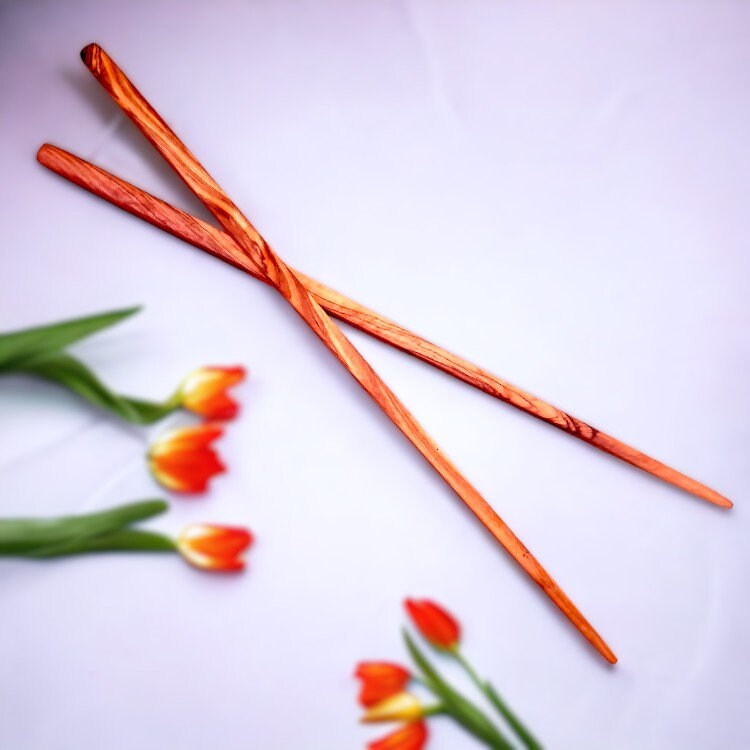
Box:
[368,722,428,750]
[181,524,253,557]
[150,423,224,456]
[150,447,225,493]
[361,693,423,724]
[355,662,411,707]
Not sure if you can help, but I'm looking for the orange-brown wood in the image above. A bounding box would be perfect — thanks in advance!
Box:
[37,142,732,511]
[73,43,616,662]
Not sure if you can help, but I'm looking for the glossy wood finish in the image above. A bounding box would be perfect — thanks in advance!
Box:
[73,44,616,662]
[37,142,732,512]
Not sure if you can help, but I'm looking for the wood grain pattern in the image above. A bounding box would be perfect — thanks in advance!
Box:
[37,142,732,512]
[75,43,616,662]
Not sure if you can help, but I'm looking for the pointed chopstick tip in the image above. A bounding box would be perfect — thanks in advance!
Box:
[700,488,733,510]
[589,631,617,665]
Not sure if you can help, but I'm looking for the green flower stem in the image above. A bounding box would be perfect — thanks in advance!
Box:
[453,649,542,750]
[29,529,177,557]
[18,351,182,425]
[422,704,445,718]
[404,631,514,750]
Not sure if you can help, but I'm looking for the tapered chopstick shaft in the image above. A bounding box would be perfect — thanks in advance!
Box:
[78,43,616,662]
[37,143,732,511]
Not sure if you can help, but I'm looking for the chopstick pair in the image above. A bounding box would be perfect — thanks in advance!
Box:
[38,144,733,512]
[34,44,724,663]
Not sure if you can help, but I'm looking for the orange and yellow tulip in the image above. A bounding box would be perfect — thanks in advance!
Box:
[149,423,225,493]
[404,599,460,651]
[179,366,246,421]
[355,662,411,707]
[177,524,253,572]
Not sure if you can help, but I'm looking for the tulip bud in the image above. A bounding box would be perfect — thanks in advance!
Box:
[179,366,245,421]
[149,423,225,494]
[177,524,253,572]
[404,598,460,650]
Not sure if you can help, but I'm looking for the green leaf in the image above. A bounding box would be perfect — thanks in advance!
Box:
[0,500,168,555]
[16,351,180,424]
[403,630,514,749]
[29,528,176,558]
[0,306,141,371]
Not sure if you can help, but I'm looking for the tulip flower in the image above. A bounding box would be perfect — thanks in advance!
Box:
[149,423,225,493]
[361,693,427,724]
[404,599,460,651]
[355,662,411,707]
[368,721,428,750]
[355,601,541,750]
[177,524,253,572]
[0,501,255,577]
[179,366,246,421]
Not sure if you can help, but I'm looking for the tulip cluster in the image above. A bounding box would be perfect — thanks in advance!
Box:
[355,599,542,750]
[147,366,246,494]
[0,307,253,574]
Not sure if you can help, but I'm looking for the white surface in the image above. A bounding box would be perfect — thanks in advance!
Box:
[1,1,748,747]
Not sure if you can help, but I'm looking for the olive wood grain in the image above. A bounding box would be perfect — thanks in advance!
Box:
[36,142,732,511]
[76,43,616,662]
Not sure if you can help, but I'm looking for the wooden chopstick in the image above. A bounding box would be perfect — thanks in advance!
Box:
[75,43,616,662]
[37,142,732,511]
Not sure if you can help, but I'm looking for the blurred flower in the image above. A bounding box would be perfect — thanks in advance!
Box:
[361,693,425,724]
[404,599,460,651]
[149,423,225,493]
[355,662,411,707]
[177,524,253,572]
[368,721,428,750]
[179,366,246,420]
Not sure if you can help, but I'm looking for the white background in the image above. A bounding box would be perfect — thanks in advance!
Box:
[1,1,748,748]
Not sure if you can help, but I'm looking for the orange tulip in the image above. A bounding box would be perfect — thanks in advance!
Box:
[177,524,253,572]
[149,424,225,493]
[355,662,411,707]
[368,721,428,750]
[179,366,246,420]
[404,599,460,651]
